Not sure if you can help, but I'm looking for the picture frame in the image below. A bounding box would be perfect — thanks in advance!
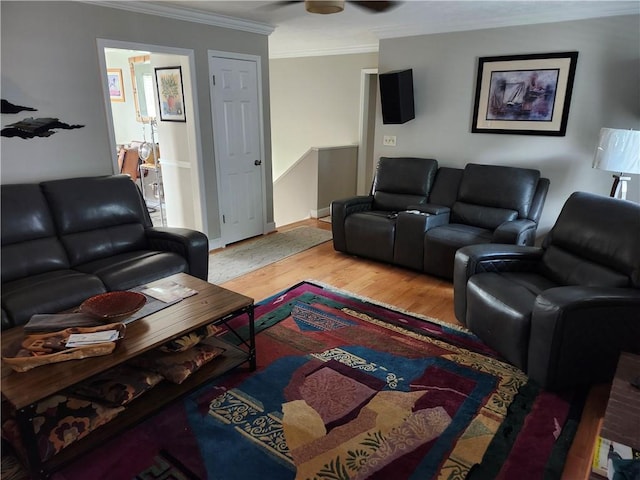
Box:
[107,68,125,102]
[154,66,186,122]
[471,51,578,136]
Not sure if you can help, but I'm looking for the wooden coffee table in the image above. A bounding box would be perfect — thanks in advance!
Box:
[1,273,254,479]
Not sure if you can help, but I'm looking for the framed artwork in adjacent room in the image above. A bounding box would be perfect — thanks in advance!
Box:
[107,68,125,102]
[472,51,578,136]
[155,66,186,122]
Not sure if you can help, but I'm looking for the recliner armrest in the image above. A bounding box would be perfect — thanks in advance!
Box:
[453,244,543,324]
[145,227,209,280]
[331,196,374,215]
[407,203,450,216]
[331,196,374,252]
[528,286,640,390]
[492,219,538,245]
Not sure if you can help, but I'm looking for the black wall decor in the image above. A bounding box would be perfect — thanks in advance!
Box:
[2,118,84,139]
[1,99,84,139]
[1,99,37,114]
[379,69,415,124]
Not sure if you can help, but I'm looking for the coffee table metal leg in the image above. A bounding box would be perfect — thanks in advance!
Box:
[16,403,48,479]
[217,304,256,371]
[247,305,256,371]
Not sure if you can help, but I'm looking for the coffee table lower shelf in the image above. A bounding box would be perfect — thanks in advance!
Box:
[37,337,251,476]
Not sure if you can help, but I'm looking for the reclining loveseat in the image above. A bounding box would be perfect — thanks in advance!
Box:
[331,157,550,280]
[1,174,209,330]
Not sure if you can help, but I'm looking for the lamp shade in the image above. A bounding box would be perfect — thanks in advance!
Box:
[592,128,640,174]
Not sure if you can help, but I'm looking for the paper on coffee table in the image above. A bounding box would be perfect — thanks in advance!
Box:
[66,329,120,347]
[140,281,197,303]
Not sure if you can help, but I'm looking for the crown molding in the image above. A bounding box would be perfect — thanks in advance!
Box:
[374,3,640,39]
[270,43,378,59]
[87,1,275,36]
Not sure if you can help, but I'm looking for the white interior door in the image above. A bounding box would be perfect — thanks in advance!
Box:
[209,55,264,245]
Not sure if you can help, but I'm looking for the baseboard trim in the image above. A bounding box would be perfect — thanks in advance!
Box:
[311,207,331,218]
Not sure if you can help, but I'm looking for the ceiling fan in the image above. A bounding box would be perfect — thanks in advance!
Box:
[276,1,399,15]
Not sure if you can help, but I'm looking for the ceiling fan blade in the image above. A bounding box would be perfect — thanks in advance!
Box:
[350,1,399,13]
[261,1,300,11]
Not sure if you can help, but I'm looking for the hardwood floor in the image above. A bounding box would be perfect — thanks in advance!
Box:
[218,218,609,480]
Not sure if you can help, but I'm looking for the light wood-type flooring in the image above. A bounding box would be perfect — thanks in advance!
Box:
[219,218,610,480]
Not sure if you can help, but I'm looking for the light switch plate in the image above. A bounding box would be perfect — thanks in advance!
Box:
[383,135,397,146]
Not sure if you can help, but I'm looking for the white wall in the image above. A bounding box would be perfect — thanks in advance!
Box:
[105,49,147,146]
[152,53,200,230]
[375,15,640,237]
[269,52,378,180]
[0,1,272,243]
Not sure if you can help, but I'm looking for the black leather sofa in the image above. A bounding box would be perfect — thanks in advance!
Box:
[1,175,209,330]
[331,157,550,280]
[454,192,640,390]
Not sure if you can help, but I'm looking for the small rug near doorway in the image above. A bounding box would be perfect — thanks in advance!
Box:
[208,226,332,285]
[45,281,584,480]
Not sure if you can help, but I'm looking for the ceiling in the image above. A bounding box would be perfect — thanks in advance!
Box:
[108,1,640,58]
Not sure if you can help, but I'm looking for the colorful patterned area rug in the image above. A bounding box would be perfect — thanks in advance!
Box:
[51,281,584,480]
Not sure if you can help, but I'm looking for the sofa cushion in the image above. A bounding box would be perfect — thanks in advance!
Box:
[423,224,494,280]
[451,203,518,230]
[159,321,222,353]
[541,245,631,288]
[541,192,640,287]
[425,224,494,250]
[456,164,540,218]
[74,250,190,290]
[371,157,438,211]
[2,394,124,463]
[465,272,557,370]
[428,167,463,208]
[1,270,106,328]
[128,339,225,384]
[1,184,70,283]
[41,175,151,267]
[67,364,164,407]
[345,211,396,263]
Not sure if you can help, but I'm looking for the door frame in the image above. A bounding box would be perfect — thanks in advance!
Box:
[357,68,378,195]
[208,50,269,247]
[96,38,208,236]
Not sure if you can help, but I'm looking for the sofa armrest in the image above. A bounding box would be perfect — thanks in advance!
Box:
[492,219,538,245]
[2,308,13,330]
[145,227,209,280]
[528,286,640,390]
[453,244,544,324]
[394,209,450,270]
[330,196,373,252]
[407,203,451,216]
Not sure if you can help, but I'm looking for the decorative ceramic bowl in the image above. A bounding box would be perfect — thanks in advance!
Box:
[80,291,146,322]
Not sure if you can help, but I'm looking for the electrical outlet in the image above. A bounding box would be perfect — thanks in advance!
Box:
[383,135,397,146]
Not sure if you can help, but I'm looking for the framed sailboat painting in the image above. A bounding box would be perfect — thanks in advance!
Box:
[471,51,578,136]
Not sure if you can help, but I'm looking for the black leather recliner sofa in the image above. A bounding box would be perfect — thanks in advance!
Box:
[331,157,550,280]
[1,175,209,330]
[454,192,640,390]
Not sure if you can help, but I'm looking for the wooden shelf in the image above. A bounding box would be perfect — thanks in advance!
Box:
[44,337,250,472]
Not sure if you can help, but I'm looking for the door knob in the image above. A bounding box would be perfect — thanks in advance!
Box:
[254,160,262,166]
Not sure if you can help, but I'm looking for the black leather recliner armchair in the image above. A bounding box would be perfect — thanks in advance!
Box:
[454,192,640,390]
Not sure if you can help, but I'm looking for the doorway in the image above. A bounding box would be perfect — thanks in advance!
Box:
[209,51,267,246]
[97,39,206,234]
[358,69,378,195]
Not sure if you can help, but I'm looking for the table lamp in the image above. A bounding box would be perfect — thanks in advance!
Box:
[592,128,640,200]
